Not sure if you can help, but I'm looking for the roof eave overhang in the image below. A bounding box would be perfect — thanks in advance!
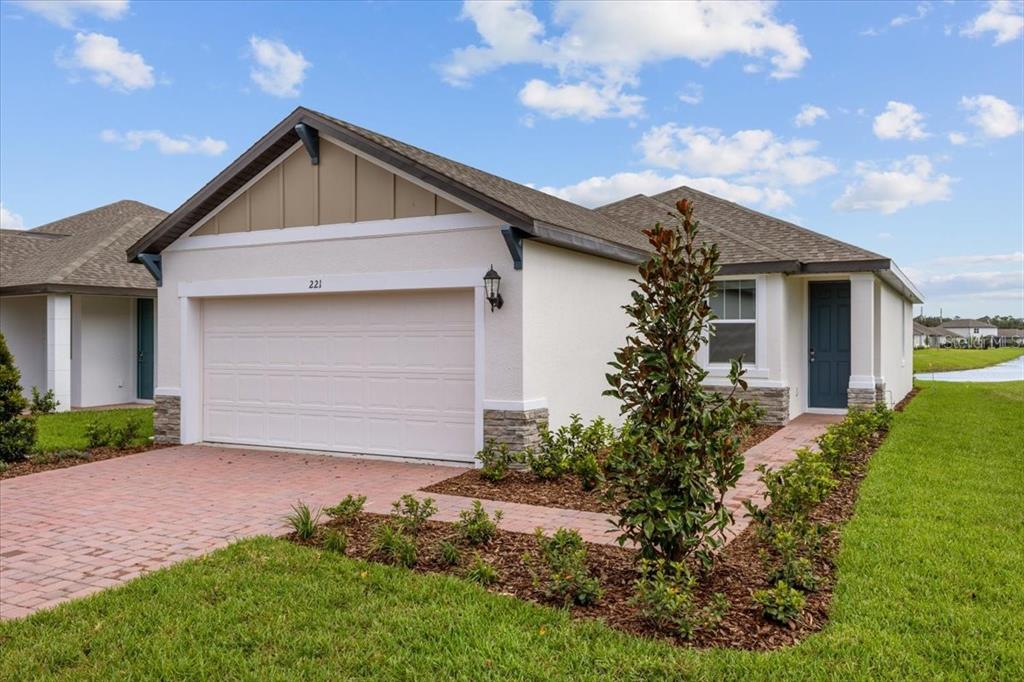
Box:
[530,221,648,264]
[0,283,156,298]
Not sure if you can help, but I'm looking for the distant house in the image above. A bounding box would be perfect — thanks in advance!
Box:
[0,201,165,411]
[944,318,998,340]
[996,328,1024,347]
[913,322,955,348]
[913,321,931,348]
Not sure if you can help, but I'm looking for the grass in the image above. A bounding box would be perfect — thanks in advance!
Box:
[913,346,1024,373]
[2,382,1022,680]
[33,408,154,452]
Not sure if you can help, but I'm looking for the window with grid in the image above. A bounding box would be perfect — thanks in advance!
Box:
[709,280,756,364]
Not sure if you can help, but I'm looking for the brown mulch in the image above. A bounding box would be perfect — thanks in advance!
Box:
[421,424,782,513]
[0,444,168,480]
[289,399,922,652]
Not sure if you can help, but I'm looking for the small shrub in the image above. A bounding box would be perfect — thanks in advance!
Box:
[438,540,462,567]
[390,494,437,533]
[526,425,571,481]
[632,559,728,639]
[322,528,348,554]
[475,440,523,482]
[109,416,143,449]
[455,500,503,545]
[30,450,89,466]
[574,452,603,491]
[753,581,806,624]
[372,523,417,568]
[0,461,8,474]
[465,553,499,586]
[744,449,836,526]
[871,401,894,431]
[528,527,602,606]
[0,332,36,462]
[29,387,59,415]
[286,501,321,541]
[757,522,822,592]
[84,421,112,449]
[325,494,366,523]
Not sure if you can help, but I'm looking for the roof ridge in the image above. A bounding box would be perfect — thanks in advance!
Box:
[30,199,162,233]
[644,194,795,262]
[672,185,883,260]
[50,215,150,284]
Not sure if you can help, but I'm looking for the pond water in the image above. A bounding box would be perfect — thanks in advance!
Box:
[914,355,1024,382]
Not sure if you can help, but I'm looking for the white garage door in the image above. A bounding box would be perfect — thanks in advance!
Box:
[202,290,476,462]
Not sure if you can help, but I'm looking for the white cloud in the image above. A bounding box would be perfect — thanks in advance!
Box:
[0,202,26,230]
[536,170,792,210]
[932,251,1024,266]
[960,94,1024,138]
[873,101,929,140]
[442,1,809,119]
[518,79,643,120]
[100,129,228,156]
[638,124,837,186]
[678,82,703,105]
[14,0,128,29]
[907,270,1024,299]
[961,1,1024,45]
[832,155,953,214]
[890,2,931,27]
[948,131,967,145]
[248,36,310,98]
[58,32,154,91]
[794,104,828,127]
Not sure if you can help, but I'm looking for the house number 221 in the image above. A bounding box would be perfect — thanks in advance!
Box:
[308,279,322,289]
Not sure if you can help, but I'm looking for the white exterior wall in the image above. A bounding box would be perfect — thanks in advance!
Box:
[878,280,913,405]
[947,325,997,339]
[782,275,808,417]
[157,216,522,413]
[76,295,137,407]
[0,295,47,400]
[46,294,72,412]
[521,240,636,428]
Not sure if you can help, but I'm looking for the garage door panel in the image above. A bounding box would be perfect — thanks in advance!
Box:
[202,291,475,461]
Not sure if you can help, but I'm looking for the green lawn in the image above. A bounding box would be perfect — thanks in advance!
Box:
[34,408,154,452]
[3,383,1022,680]
[913,346,1024,373]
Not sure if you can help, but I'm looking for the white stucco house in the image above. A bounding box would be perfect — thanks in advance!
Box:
[128,107,921,464]
[0,201,164,410]
[943,318,998,341]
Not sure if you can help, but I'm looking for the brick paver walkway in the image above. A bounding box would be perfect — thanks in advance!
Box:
[0,413,838,620]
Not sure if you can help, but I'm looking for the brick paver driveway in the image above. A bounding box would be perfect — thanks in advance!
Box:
[0,414,837,620]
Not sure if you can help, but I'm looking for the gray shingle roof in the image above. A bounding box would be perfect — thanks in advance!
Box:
[1,201,166,294]
[942,318,995,328]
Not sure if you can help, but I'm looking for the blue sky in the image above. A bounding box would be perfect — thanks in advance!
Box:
[1,0,1022,318]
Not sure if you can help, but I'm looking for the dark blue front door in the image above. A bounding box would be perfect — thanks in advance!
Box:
[137,299,155,400]
[808,282,851,408]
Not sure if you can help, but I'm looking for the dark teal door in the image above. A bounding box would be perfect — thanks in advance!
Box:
[808,282,850,408]
[137,299,155,400]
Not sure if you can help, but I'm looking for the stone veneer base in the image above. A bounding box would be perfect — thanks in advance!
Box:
[707,385,790,425]
[154,395,181,445]
[847,386,877,409]
[483,408,549,452]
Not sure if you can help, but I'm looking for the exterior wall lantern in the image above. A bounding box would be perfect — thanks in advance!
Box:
[483,265,503,311]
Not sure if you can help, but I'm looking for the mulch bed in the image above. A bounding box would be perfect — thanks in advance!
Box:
[0,444,167,480]
[289,398,921,652]
[421,424,782,514]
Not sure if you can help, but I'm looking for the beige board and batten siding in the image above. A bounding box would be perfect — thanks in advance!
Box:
[192,141,467,236]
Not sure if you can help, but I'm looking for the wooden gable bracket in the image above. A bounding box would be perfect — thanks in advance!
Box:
[501,226,527,270]
[294,123,320,165]
[138,253,162,286]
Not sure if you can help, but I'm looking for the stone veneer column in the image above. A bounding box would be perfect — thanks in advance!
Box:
[483,408,549,451]
[45,294,71,412]
[154,394,181,444]
[848,274,878,409]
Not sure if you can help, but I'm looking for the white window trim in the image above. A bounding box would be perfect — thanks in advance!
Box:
[701,274,768,379]
[175,268,486,461]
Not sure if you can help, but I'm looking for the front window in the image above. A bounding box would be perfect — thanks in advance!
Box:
[709,279,756,364]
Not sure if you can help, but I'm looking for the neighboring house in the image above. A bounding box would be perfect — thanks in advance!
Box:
[996,328,1024,347]
[0,201,165,411]
[128,107,921,464]
[913,321,931,348]
[943,318,998,340]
